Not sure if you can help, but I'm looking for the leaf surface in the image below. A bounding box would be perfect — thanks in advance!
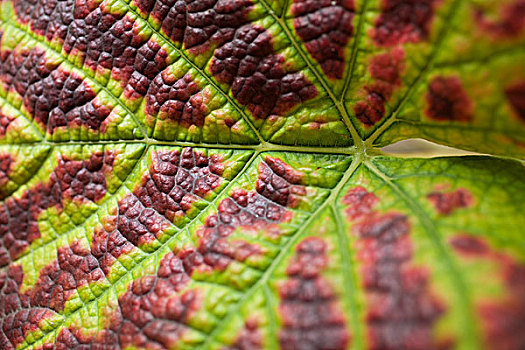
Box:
[0,0,524,349]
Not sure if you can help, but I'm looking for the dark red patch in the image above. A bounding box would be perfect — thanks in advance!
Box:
[450,234,525,350]
[425,76,473,122]
[29,241,105,311]
[449,235,489,256]
[123,156,304,281]
[354,48,404,126]
[190,157,305,272]
[0,240,105,349]
[0,265,49,350]
[475,1,525,39]
[1,307,56,350]
[0,153,11,266]
[0,153,13,201]
[133,0,253,53]
[88,147,229,345]
[0,111,15,137]
[83,17,170,100]
[113,251,200,349]
[92,148,224,274]
[211,25,318,119]
[12,0,171,101]
[225,319,262,350]
[13,0,315,121]
[12,0,74,41]
[120,148,223,243]
[291,0,355,79]
[0,48,112,133]
[505,81,525,122]
[344,186,446,349]
[427,188,473,215]
[28,249,201,350]
[374,0,438,46]
[51,327,116,350]
[90,221,136,277]
[0,151,113,265]
[54,245,205,349]
[146,72,208,128]
[343,186,379,220]
[279,237,349,350]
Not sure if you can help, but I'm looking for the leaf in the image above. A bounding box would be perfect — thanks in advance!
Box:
[0,0,524,349]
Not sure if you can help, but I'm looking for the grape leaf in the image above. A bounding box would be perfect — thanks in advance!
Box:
[0,0,524,349]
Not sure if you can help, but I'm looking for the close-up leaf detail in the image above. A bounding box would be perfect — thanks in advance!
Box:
[0,0,524,349]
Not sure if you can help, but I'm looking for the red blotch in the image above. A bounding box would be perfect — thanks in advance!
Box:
[113,251,200,350]
[90,220,135,276]
[474,1,525,39]
[279,237,350,350]
[12,0,76,41]
[0,240,105,349]
[29,241,105,311]
[229,240,264,263]
[211,25,318,120]
[292,0,355,79]
[89,18,171,101]
[342,186,379,220]
[51,327,116,350]
[0,265,52,350]
[450,234,525,350]
[12,0,316,123]
[0,48,112,133]
[354,48,404,126]
[0,111,15,137]
[425,76,473,122]
[505,81,525,122]
[256,156,305,207]
[427,187,473,216]
[12,0,177,131]
[374,0,438,47]
[449,235,489,256]
[1,307,56,350]
[224,319,262,350]
[189,156,305,273]
[0,154,13,201]
[344,186,447,349]
[146,72,208,128]
[133,0,253,54]
[37,249,202,350]
[12,0,171,102]
[0,151,114,265]
[74,12,171,101]
[92,148,224,274]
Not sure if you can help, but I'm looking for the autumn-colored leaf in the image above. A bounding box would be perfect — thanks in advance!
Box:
[0,0,524,349]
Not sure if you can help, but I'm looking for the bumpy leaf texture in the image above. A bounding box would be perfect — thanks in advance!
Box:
[0,0,524,349]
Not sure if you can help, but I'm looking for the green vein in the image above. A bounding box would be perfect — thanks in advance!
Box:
[263,284,280,350]
[20,139,359,156]
[433,45,525,69]
[364,160,481,350]
[390,120,525,136]
[331,204,365,350]
[279,0,289,19]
